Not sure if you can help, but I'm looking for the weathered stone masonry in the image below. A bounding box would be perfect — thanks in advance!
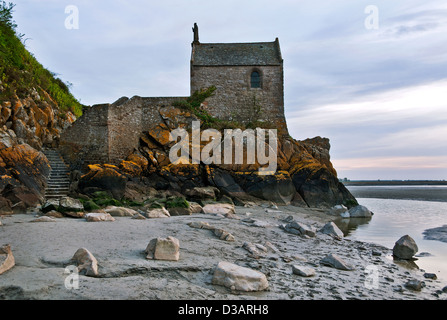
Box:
[60,24,288,168]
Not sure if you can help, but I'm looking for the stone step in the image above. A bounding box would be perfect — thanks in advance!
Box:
[44,148,71,200]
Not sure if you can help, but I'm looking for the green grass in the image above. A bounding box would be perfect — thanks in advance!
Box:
[0,1,83,117]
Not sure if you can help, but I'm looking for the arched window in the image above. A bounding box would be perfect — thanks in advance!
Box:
[250,71,261,88]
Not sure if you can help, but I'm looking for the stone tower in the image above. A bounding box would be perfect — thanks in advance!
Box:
[190,24,287,134]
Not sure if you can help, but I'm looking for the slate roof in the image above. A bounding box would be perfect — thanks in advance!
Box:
[191,39,282,66]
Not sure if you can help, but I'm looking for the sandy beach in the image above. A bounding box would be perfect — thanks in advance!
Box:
[0,204,446,300]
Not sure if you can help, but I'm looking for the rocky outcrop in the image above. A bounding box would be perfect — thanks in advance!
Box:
[67,105,356,210]
[1,84,77,214]
[423,225,447,243]
[0,130,50,213]
[1,95,76,151]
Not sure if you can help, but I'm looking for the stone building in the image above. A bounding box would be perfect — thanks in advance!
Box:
[60,24,288,167]
[190,23,286,128]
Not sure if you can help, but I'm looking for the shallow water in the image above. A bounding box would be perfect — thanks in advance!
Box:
[338,186,447,282]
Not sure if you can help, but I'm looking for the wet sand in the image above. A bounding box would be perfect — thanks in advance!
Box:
[0,205,446,300]
[347,185,447,202]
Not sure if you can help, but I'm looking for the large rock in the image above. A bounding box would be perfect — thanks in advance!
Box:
[167,207,192,216]
[212,261,269,292]
[59,196,84,213]
[70,248,98,277]
[78,164,127,199]
[84,212,115,222]
[348,205,372,218]
[41,198,60,213]
[320,253,355,271]
[0,143,49,207]
[202,203,235,215]
[0,197,13,215]
[292,265,316,277]
[104,206,138,217]
[184,186,218,201]
[0,244,15,275]
[319,222,344,239]
[283,221,316,237]
[145,236,180,261]
[393,235,418,260]
[233,171,296,205]
[145,207,170,218]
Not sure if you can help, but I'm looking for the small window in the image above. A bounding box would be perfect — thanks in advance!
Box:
[250,71,261,88]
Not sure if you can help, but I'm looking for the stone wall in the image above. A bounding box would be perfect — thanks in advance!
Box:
[108,96,187,164]
[59,103,109,168]
[60,96,187,169]
[190,64,286,131]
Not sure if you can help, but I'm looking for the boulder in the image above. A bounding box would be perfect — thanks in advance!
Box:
[423,273,437,280]
[202,203,235,215]
[233,171,296,205]
[212,261,269,292]
[167,207,192,216]
[104,206,138,217]
[0,197,13,215]
[0,244,15,275]
[59,196,84,213]
[319,222,344,239]
[184,186,218,201]
[44,210,64,218]
[320,253,355,271]
[145,207,170,218]
[84,212,115,222]
[63,211,85,218]
[70,248,99,277]
[78,165,127,199]
[292,265,316,277]
[393,235,418,260]
[404,279,423,291]
[145,236,180,261]
[283,221,316,237]
[348,205,372,218]
[189,202,203,213]
[41,198,60,213]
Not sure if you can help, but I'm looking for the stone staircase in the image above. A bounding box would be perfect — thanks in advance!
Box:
[43,149,70,199]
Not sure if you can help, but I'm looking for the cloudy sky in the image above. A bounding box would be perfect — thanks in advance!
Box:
[12,0,447,180]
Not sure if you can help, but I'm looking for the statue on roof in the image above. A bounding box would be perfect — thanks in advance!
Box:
[192,23,199,44]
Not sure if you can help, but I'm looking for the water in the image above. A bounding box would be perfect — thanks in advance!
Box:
[338,185,447,282]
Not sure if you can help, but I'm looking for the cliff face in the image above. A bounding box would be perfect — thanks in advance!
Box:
[0,5,80,213]
[75,105,357,209]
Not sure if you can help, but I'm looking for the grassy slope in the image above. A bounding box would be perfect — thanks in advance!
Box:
[0,1,83,117]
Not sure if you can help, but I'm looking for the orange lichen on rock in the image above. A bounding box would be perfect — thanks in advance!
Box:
[119,160,142,176]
